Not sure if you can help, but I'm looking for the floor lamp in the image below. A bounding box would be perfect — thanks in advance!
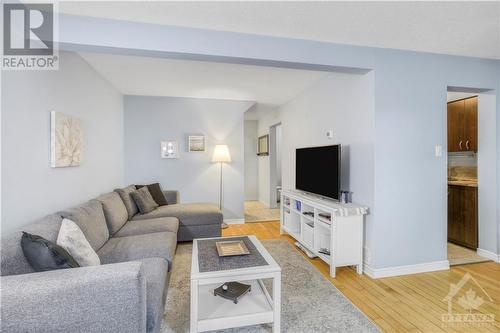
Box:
[212,144,231,229]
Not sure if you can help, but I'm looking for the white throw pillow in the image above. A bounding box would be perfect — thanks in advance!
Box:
[57,218,100,266]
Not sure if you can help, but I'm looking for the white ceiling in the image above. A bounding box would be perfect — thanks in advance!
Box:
[79,52,330,105]
[61,1,500,59]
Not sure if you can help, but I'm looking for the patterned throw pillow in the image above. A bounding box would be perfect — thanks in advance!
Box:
[57,218,101,266]
[131,186,159,214]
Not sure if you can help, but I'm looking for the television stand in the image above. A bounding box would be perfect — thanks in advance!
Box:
[280,189,368,278]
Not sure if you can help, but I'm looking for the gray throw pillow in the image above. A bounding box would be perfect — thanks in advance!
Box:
[135,183,168,206]
[130,187,159,214]
[114,185,139,218]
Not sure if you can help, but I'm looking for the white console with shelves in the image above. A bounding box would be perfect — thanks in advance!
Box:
[280,189,368,278]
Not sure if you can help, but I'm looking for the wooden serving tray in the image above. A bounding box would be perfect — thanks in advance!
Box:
[216,240,250,257]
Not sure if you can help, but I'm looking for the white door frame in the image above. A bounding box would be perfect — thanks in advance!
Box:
[269,123,282,208]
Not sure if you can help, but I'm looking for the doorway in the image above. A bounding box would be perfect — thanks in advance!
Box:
[244,122,282,223]
[446,88,496,266]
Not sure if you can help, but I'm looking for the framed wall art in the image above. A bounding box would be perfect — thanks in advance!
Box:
[188,135,205,152]
[257,134,269,156]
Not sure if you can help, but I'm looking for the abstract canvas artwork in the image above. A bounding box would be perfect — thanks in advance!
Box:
[50,111,83,167]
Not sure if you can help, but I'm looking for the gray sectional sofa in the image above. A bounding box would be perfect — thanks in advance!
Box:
[1,186,222,333]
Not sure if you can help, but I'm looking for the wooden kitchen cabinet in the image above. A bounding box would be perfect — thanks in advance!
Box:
[464,97,478,152]
[447,96,477,152]
[448,185,478,249]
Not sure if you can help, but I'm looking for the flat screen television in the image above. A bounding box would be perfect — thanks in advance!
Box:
[295,144,340,200]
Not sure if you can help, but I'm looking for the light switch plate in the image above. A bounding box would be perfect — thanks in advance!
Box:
[326,130,334,139]
[435,145,442,157]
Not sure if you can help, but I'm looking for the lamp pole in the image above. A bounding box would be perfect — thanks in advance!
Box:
[219,162,223,210]
[219,162,229,229]
[212,144,231,229]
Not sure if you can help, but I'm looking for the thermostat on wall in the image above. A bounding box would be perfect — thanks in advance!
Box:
[326,130,334,139]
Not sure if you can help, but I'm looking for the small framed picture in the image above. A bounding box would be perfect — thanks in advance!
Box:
[161,141,179,158]
[257,134,269,156]
[188,135,205,152]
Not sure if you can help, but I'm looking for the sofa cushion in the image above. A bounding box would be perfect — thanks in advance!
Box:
[131,187,158,214]
[59,200,109,251]
[114,217,179,238]
[132,203,223,227]
[141,257,168,333]
[95,192,128,234]
[1,214,62,276]
[97,232,177,269]
[115,185,139,219]
[136,183,168,206]
[57,219,101,266]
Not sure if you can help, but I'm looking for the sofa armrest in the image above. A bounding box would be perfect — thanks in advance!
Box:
[163,190,179,204]
[1,261,147,333]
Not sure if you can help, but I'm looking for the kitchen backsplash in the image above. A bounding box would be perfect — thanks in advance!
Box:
[448,152,477,180]
[448,152,477,167]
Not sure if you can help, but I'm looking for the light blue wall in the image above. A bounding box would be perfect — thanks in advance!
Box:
[372,50,498,267]
[57,14,500,267]
[123,96,254,220]
[1,52,124,233]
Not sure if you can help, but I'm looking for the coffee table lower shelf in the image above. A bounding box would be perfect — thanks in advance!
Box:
[195,280,274,332]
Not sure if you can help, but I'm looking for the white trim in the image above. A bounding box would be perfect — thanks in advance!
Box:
[224,218,245,224]
[363,260,450,279]
[477,248,500,262]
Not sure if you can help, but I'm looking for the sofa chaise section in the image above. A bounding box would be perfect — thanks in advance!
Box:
[132,202,223,241]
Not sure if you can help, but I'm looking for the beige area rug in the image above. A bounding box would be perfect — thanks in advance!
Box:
[244,201,280,223]
[162,240,379,332]
[448,243,490,266]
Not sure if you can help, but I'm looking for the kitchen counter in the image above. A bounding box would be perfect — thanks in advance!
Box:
[448,180,478,187]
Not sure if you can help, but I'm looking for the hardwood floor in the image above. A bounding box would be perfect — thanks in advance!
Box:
[223,221,500,333]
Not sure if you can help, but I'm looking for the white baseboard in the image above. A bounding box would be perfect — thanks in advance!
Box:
[224,219,245,225]
[477,248,500,262]
[364,260,450,279]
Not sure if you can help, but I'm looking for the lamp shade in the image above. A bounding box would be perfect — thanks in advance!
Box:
[212,144,231,162]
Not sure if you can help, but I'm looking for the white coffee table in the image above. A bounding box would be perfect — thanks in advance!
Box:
[190,235,281,332]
